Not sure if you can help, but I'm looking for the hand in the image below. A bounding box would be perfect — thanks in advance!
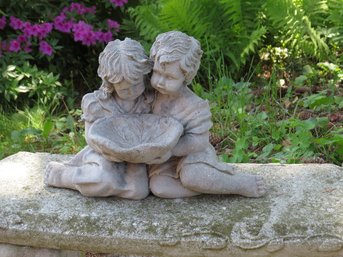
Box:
[147,150,172,164]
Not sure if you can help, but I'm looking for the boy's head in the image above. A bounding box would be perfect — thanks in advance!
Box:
[98,38,152,97]
[150,31,203,86]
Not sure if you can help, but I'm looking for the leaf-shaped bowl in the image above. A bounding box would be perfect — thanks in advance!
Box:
[87,114,184,163]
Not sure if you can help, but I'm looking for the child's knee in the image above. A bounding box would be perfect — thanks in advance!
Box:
[179,164,204,191]
[149,175,175,198]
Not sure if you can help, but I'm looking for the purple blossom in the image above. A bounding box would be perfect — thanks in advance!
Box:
[53,14,73,33]
[17,35,28,43]
[9,16,23,30]
[39,41,53,56]
[9,39,21,52]
[67,3,96,15]
[72,21,97,45]
[0,16,6,30]
[107,19,120,32]
[95,31,113,43]
[110,0,128,7]
[81,30,97,46]
[37,23,53,39]
[22,22,40,37]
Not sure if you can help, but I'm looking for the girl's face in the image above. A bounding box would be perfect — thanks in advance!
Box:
[151,61,185,96]
[113,78,145,100]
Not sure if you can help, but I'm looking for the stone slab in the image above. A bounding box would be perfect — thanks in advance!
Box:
[0,152,342,257]
[0,243,81,257]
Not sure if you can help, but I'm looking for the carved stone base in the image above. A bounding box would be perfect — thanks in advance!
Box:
[0,152,342,257]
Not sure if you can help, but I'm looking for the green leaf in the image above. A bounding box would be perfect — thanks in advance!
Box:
[303,118,318,130]
[42,120,54,138]
[294,75,308,86]
[7,65,16,72]
[303,94,334,108]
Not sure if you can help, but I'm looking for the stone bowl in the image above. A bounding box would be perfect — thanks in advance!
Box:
[87,114,184,164]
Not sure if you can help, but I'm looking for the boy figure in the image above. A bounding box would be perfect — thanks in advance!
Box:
[149,31,266,198]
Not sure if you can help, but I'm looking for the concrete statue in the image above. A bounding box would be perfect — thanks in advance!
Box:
[45,31,266,199]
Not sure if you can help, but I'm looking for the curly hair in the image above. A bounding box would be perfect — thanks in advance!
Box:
[150,31,203,85]
[98,38,152,94]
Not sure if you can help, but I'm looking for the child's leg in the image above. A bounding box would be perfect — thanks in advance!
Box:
[118,163,149,200]
[150,175,200,198]
[45,149,149,199]
[179,162,266,198]
[149,158,200,198]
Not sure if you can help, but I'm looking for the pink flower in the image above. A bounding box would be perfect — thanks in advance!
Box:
[95,31,113,43]
[17,35,27,43]
[37,23,53,39]
[107,19,120,32]
[0,16,6,30]
[110,0,128,7]
[68,3,96,15]
[9,16,23,30]
[72,21,96,45]
[9,39,21,52]
[53,14,73,33]
[39,41,53,56]
[81,30,97,46]
[22,22,40,37]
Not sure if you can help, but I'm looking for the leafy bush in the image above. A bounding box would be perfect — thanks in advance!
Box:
[1,61,64,108]
[0,0,131,94]
[0,106,86,159]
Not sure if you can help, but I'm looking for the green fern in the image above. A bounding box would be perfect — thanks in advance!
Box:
[127,2,163,42]
[327,0,343,45]
[219,0,266,67]
[159,0,209,39]
[264,0,329,58]
[127,0,267,74]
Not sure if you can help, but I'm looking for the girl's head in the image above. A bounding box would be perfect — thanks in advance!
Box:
[98,38,152,100]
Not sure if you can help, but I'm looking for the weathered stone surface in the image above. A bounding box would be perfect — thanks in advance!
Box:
[0,152,342,257]
[0,243,81,257]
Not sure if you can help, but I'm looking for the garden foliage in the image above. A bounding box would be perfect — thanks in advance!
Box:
[0,0,342,164]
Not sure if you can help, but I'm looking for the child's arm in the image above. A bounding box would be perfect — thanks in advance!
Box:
[172,98,212,156]
[172,132,209,156]
[81,91,107,139]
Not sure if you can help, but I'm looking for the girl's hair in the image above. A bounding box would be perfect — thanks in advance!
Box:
[98,38,152,94]
[150,31,203,85]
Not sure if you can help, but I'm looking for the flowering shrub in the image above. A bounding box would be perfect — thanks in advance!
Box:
[0,0,131,109]
[0,1,127,57]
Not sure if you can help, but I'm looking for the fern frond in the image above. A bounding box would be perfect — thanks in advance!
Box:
[159,0,210,39]
[327,0,343,45]
[303,0,328,26]
[264,0,329,59]
[128,3,163,42]
[240,26,267,62]
[218,0,265,67]
[220,0,264,34]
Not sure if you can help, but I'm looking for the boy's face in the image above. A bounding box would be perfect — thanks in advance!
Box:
[151,60,185,96]
[113,78,144,100]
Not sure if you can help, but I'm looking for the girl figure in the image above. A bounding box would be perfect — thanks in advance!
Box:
[45,38,153,200]
[149,31,266,198]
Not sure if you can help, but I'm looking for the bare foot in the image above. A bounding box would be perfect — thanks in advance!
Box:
[45,161,66,187]
[235,174,266,198]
